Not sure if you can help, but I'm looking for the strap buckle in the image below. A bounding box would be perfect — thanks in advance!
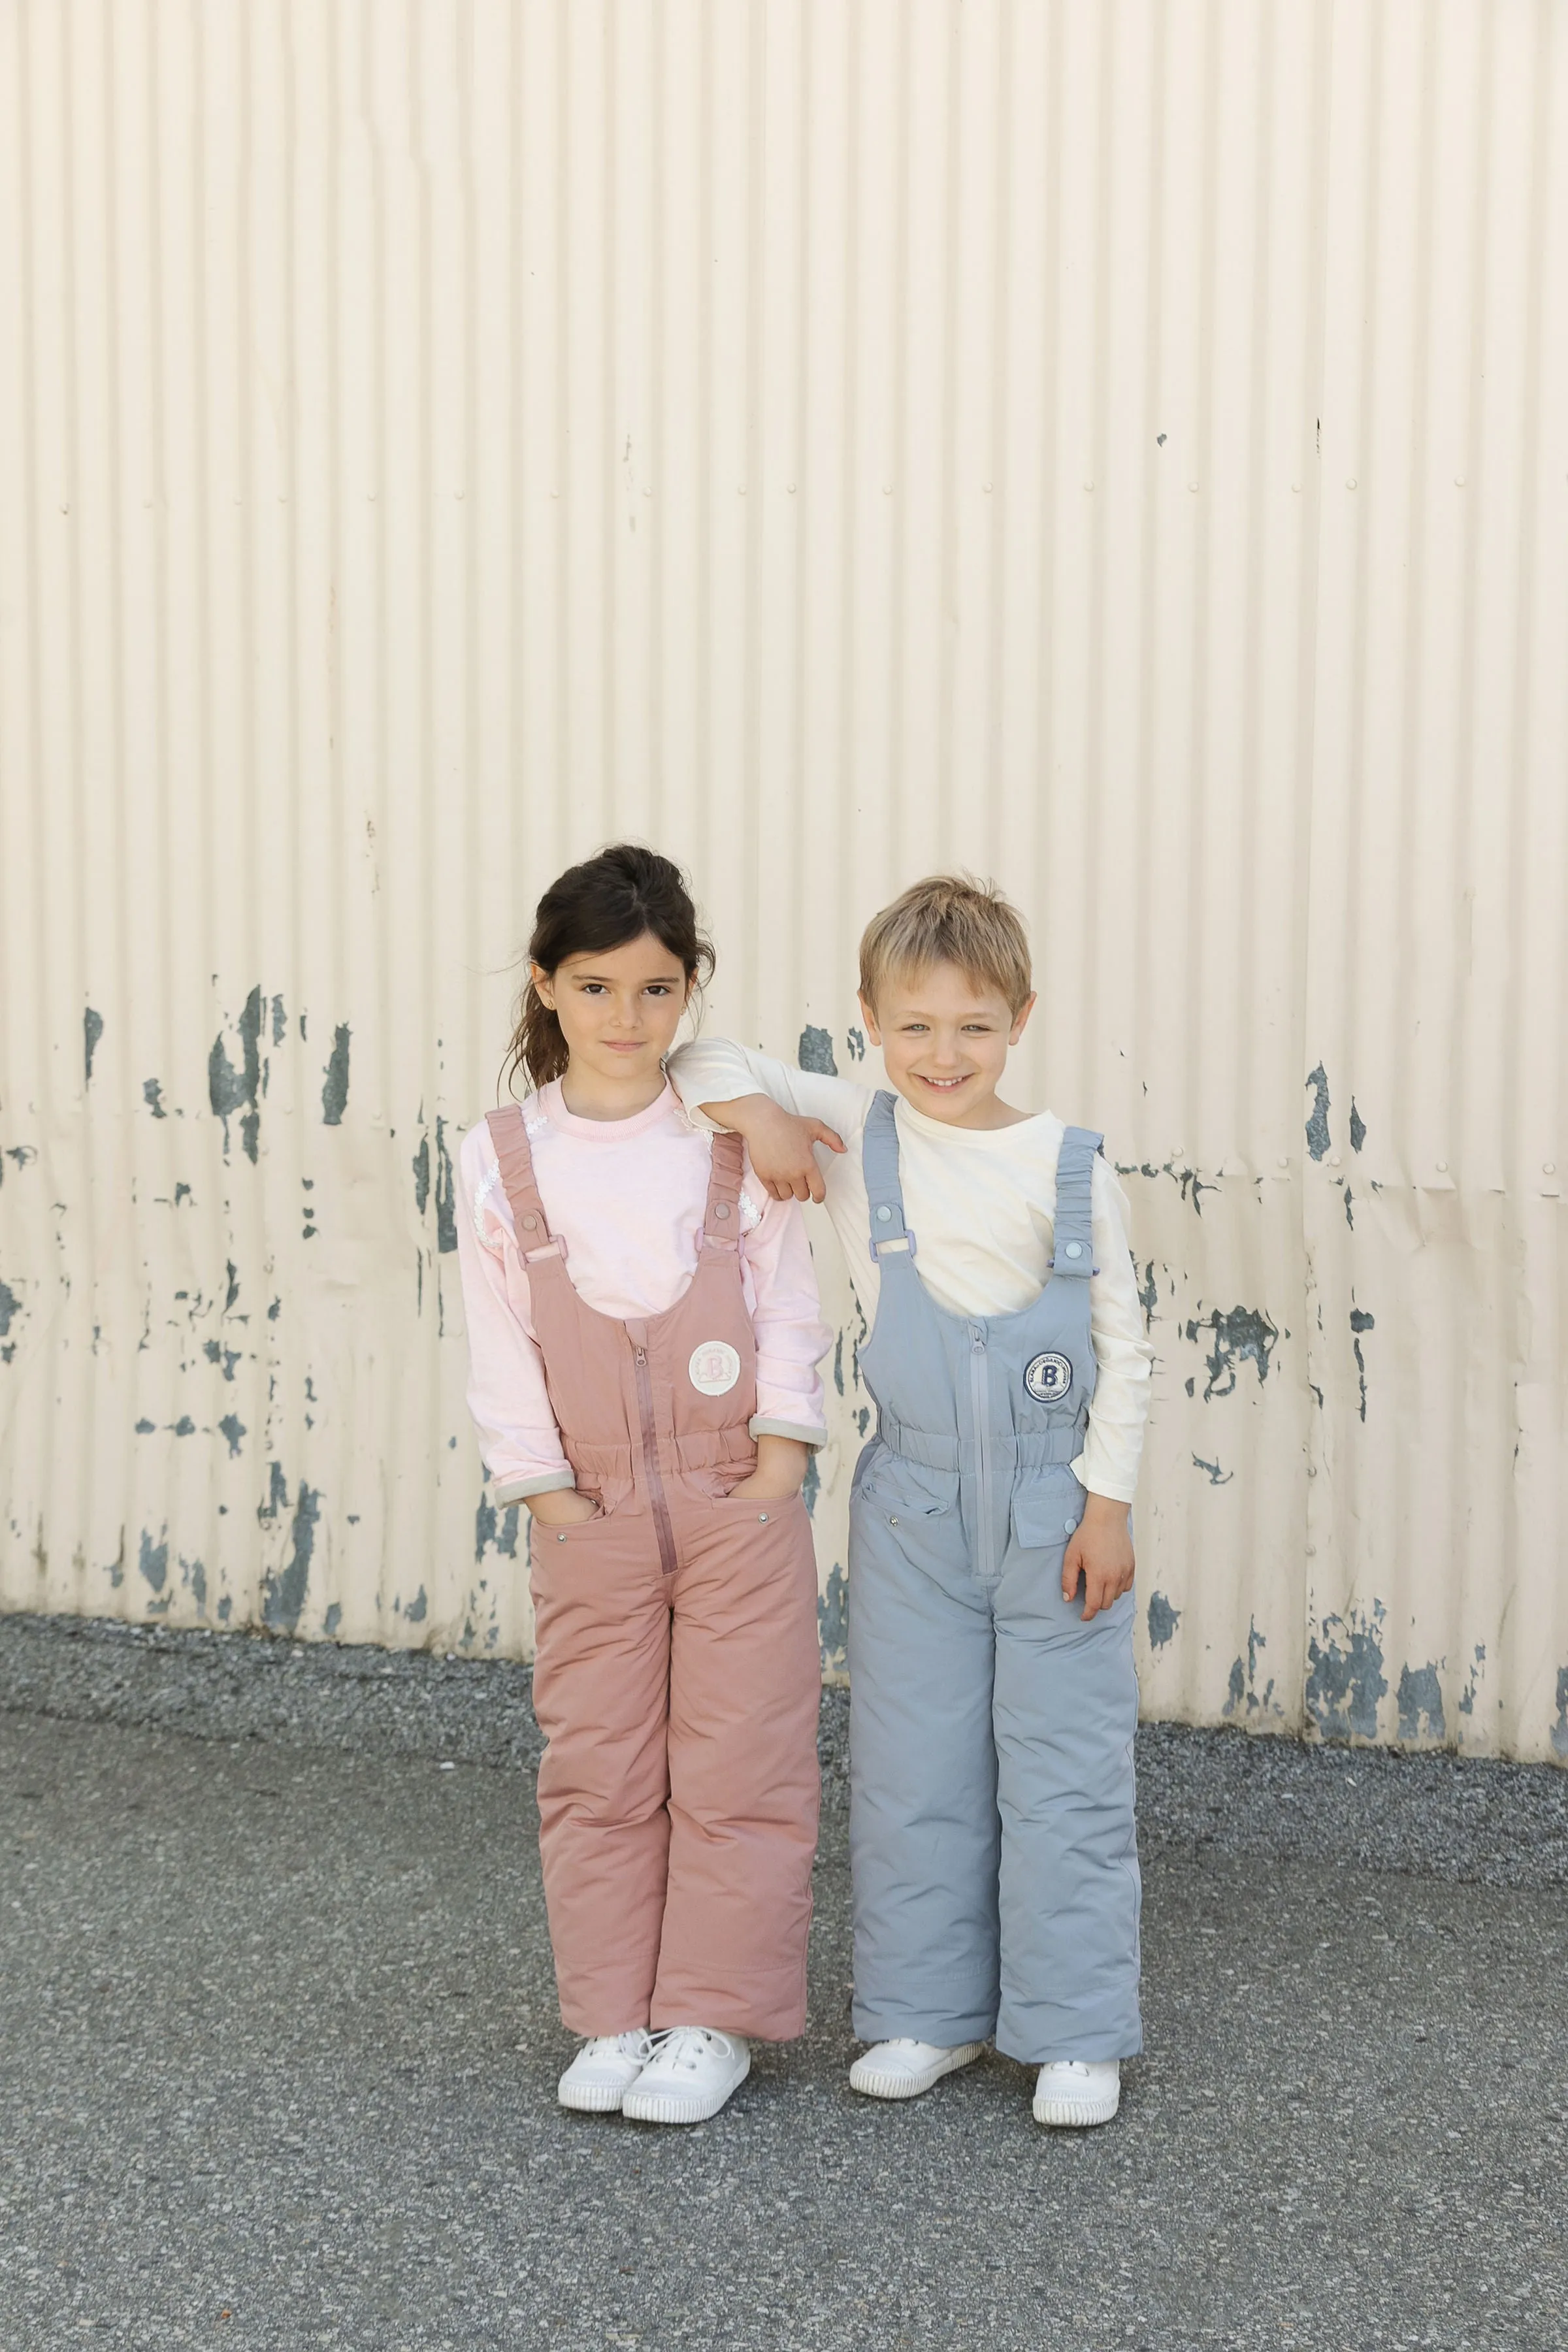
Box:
[869,1226,917,1261]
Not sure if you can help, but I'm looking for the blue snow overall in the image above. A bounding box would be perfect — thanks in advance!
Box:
[847,1092,1142,2063]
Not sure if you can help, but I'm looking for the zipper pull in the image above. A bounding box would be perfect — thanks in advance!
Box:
[635,1346,647,1365]
[972,1334,985,1354]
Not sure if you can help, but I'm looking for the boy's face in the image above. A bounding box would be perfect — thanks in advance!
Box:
[860,960,1036,1128]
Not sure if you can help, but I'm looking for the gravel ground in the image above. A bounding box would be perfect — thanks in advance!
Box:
[1,1613,1565,2351]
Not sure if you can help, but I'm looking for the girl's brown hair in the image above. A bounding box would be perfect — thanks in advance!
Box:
[503,843,715,1094]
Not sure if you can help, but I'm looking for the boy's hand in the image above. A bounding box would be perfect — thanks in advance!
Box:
[730,1433,811,1501]
[1064,1492,1135,1622]
[527,1487,600,1527]
[696,1094,845,1203]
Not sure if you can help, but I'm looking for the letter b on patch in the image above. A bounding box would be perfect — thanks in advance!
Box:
[1024,1350,1073,1404]
[689,1340,742,1396]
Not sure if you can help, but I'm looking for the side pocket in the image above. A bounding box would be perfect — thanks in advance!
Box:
[1011,1475,1084,1555]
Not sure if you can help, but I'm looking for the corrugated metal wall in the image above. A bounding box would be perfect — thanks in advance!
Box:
[2,0,1565,1757]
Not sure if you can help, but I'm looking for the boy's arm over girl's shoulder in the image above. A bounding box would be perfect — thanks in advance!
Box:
[667,1038,868,1203]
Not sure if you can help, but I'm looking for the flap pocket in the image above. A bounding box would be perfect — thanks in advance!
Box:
[868,1458,958,1520]
[1011,1477,1084,1554]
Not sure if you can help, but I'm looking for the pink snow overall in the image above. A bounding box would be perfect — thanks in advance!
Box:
[485,1106,822,2042]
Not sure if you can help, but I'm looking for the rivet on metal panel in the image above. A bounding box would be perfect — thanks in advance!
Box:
[786,484,795,495]
[1347,477,1358,489]
[1307,1465,1316,1477]
[1305,1544,1316,1556]
[1544,1162,1556,1176]
[1437,1160,1448,1173]
[1291,482,1301,493]
[982,482,992,494]
[1330,1152,1341,1166]
[1277,1156,1289,1169]
[1454,475,1465,487]
[1188,480,1198,493]
[1083,480,1094,492]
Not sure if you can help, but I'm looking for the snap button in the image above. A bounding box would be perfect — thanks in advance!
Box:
[557,1532,567,1543]
[758,1512,768,1523]
[889,1516,899,1527]
[877,1205,892,1222]
[1065,1241,1083,1258]
[523,1214,538,1230]
[714,1201,731,1220]
[1064,1518,1077,1533]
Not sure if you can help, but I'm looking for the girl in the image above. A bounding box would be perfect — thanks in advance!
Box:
[455,845,830,2125]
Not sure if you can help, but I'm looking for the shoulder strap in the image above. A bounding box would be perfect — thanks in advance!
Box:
[484,1105,567,1264]
[1051,1125,1102,1278]
[862,1089,915,1260]
[701,1128,745,1250]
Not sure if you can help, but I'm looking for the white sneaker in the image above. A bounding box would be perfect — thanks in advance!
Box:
[621,2027,751,2125]
[1032,2058,1121,2127]
[848,2038,987,2101]
[557,2029,655,2114]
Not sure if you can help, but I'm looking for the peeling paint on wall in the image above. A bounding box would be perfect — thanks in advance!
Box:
[321,1026,351,1125]
[1396,1662,1446,1742]
[1184,1305,1280,1398]
[1147,1592,1181,1648]
[84,1007,104,1083]
[262,1481,321,1633]
[1305,1605,1389,1740]
[818,1560,847,1671]
[1305,1064,1331,1160]
[208,988,265,1163]
[798,1026,838,1075]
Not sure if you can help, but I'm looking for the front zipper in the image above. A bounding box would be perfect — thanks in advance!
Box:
[633,1344,679,1578]
[970,1329,994,1582]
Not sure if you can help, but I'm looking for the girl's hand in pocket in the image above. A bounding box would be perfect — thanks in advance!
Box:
[728,1434,810,1502]
[527,1487,600,1527]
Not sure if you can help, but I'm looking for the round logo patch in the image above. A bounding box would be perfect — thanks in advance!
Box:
[688,1340,742,1397]
[1024,1350,1073,1405]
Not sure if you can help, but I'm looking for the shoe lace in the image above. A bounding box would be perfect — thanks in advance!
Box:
[648,2025,722,2075]
[583,2030,654,2063]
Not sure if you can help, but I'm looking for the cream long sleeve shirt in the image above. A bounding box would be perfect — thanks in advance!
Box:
[455,1080,832,1506]
[666,1041,1153,1505]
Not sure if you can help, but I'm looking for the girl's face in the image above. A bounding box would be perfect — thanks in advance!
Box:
[533,930,693,1104]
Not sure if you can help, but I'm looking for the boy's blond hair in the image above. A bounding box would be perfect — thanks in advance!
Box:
[858,874,1033,1017]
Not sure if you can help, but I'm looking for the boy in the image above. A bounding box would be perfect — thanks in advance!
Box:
[668,875,1152,2127]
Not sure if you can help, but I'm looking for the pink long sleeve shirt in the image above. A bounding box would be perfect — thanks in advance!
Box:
[455,1080,832,1505]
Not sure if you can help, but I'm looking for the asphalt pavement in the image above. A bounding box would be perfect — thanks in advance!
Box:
[0,1615,1565,2352]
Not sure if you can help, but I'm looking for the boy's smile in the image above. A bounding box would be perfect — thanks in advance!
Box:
[860,960,1037,1131]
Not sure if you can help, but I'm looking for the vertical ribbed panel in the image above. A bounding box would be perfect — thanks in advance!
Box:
[1,2,1564,1756]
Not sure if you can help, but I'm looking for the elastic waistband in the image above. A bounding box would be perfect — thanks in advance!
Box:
[565,1428,755,1482]
[876,1411,1083,1471]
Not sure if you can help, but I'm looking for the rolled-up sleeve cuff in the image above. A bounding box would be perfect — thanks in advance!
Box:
[491,1469,576,1505]
[1070,1449,1136,1507]
[749,1414,828,1449]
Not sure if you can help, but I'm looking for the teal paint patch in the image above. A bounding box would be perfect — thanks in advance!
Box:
[798,1025,838,1075]
[801,1452,820,1517]
[1552,1667,1568,1760]
[263,1482,320,1632]
[323,1603,342,1637]
[434,1119,457,1252]
[1146,1592,1181,1649]
[1305,1064,1330,1160]
[208,987,265,1162]
[142,1078,167,1118]
[1306,1603,1388,1740]
[321,1024,351,1124]
[818,1560,847,1671]
[404,1585,428,1624]
[1184,1305,1279,1397]
[1223,1617,1274,1718]
[84,1007,104,1082]
[1349,1099,1367,1152]
[1350,1305,1375,1420]
[218,1414,246,1458]
[138,1529,169,1593]
[1192,1454,1233,1486]
[1396,1662,1446,1743]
